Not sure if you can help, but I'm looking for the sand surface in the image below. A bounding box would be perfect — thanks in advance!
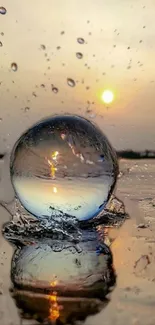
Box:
[0,159,155,325]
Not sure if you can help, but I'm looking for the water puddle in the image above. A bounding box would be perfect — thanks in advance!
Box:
[1,195,127,325]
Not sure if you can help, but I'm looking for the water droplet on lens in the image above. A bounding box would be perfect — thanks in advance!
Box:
[10,115,118,221]
[67,78,76,87]
[76,52,83,59]
[40,44,46,50]
[24,107,30,112]
[0,41,3,47]
[60,31,65,35]
[56,46,61,50]
[86,110,96,119]
[0,7,6,15]
[1,32,4,36]
[77,37,85,44]
[11,63,18,72]
[51,85,58,94]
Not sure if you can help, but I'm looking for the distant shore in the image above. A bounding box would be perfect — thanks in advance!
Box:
[117,150,155,159]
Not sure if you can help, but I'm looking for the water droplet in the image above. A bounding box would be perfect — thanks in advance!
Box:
[32,92,37,97]
[127,46,130,49]
[67,78,76,87]
[0,117,2,122]
[76,52,83,59]
[139,40,143,43]
[10,115,118,222]
[56,46,61,50]
[40,44,46,50]
[0,7,6,15]
[60,31,65,35]
[51,85,58,94]
[1,32,4,36]
[11,63,18,72]
[0,41,3,47]
[77,37,85,44]
[86,110,96,119]
[24,107,30,112]
[40,83,45,88]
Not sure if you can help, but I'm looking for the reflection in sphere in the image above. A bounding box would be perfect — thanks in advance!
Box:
[10,115,118,221]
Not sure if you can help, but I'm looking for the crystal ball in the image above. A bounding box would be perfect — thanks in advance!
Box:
[10,115,118,221]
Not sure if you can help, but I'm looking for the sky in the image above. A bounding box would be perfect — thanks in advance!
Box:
[1,0,155,151]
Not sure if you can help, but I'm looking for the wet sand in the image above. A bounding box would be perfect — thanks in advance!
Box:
[0,159,155,325]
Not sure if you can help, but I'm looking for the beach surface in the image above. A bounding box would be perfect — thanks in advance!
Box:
[0,158,155,325]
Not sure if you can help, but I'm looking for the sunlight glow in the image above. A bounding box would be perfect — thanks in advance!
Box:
[52,151,59,160]
[53,187,58,193]
[101,90,114,104]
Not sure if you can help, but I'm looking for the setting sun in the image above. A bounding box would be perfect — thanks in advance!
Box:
[101,90,114,104]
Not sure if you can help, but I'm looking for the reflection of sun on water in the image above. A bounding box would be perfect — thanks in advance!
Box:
[49,280,59,321]
[47,152,58,178]
[49,291,60,321]
[52,151,59,161]
[53,186,57,193]
[49,280,62,322]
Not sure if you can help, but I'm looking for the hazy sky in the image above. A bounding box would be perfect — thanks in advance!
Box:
[1,0,155,151]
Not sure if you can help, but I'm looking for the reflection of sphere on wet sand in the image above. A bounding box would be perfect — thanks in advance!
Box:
[11,240,115,298]
[11,237,116,324]
[12,290,108,324]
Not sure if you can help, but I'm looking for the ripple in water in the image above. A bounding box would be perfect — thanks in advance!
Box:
[10,115,118,222]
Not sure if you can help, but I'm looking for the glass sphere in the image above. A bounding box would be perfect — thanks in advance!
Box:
[10,115,118,221]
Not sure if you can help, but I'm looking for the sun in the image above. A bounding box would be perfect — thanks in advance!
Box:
[101,90,114,104]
